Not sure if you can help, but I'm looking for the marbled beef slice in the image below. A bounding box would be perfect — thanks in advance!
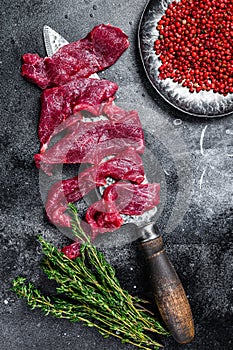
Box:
[45,148,145,228]
[39,78,118,152]
[22,24,129,89]
[35,110,144,175]
[86,182,160,234]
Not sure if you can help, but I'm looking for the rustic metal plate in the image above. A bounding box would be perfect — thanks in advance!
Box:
[138,0,233,117]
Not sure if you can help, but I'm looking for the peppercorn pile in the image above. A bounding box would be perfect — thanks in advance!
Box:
[154,0,233,95]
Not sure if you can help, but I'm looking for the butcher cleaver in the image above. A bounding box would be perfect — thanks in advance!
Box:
[43,25,194,344]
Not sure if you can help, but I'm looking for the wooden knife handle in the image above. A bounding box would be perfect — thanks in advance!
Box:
[140,226,194,344]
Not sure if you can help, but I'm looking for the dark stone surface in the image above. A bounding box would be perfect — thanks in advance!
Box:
[0,1,232,349]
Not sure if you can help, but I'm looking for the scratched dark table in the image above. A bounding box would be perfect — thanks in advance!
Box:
[0,1,232,349]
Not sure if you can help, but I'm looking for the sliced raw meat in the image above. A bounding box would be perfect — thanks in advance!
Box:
[45,148,145,228]
[103,101,139,121]
[86,182,160,235]
[61,242,81,259]
[35,112,144,175]
[22,53,48,89]
[86,200,123,237]
[39,78,118,152]
[103,182,160,215]
[22,24,129,89]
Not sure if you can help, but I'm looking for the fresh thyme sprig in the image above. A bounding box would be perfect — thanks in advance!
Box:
[12,204,169,349]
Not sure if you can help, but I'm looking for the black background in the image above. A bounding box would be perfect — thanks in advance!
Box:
[0,1,232,349]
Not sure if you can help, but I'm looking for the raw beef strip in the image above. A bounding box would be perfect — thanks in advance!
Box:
[86,182,160,235]
[42,103,142,151]
[45,148,145,228]
[86,200,123,237]
[103,101,139,121]
[22,24,129,89]
[39,78,118,152]
[103,182,160,215]
[35,112,144,175]
[61,242,81,259]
